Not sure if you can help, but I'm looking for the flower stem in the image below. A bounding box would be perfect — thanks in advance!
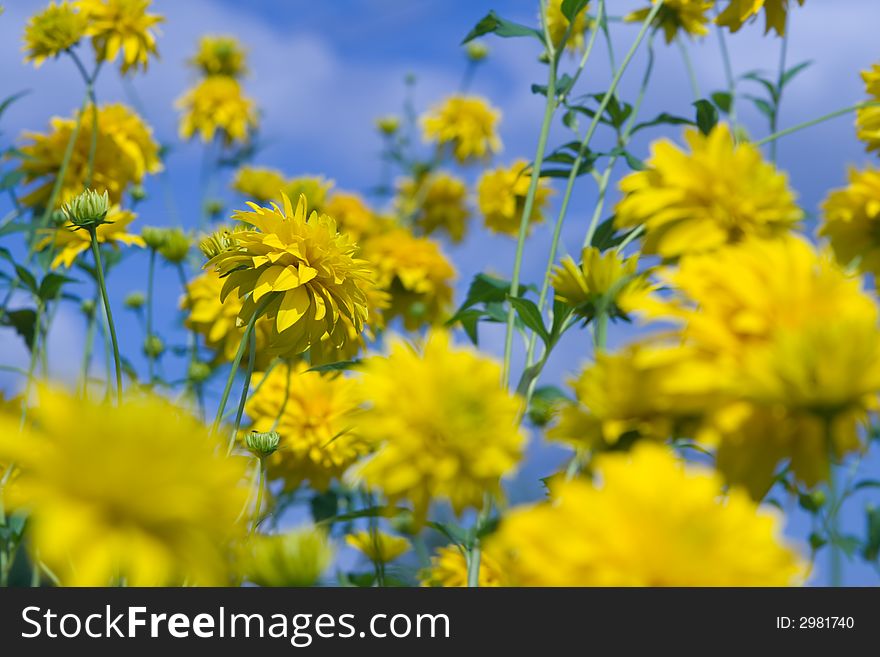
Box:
[825,417,843,587]
[18,301,45,430]
[88,227,122,404]
[227,326,258,455]
[676,36,701,100]
[146,248,157,386]
[79,292,99,397]
[715,22,738,127]
[754,102,876,147]
[770,20,789,163]
[250,456,267,537]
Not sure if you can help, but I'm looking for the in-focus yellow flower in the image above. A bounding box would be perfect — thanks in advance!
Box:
[246,526,334,587]
[422,95,501,163]
[420,545,506,587]
[477,159,552,237]
[190,34,247,78]
[0,387,248,586]
[545,0,591,53]
[283,176,333,214]
[231,165,286,203]
[246,362,369,492]
[397,172,470,243]
[325,192,381,241]
[551,246,643,318]
[820,166,880,275]
[615,124,801,257]
[626,0,714,43]
[76,0,163,74]
[177,76,257,145]
[205,194,372,357]
[354,330,525,524]
[490,443,807,586]
[23,1,87,66]
[361,228,455,330]
[308,282,390,365]
[37,206,144,268]
[717,0,806,36]
[346,531,410,563]
[856,64,880,156]
[17,102,161,209]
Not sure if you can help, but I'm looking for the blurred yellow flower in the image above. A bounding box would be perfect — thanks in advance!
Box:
[551,246,642,318]
[246,526,334,587]
[0,387,248,586]
[856,64,880,156]
[231,165,286,203]
[420,545,506,587]
[346,531,410,563]
[362,228,455,330]
[477,159,551,237]
[398,172,470,243]
[190,34,247,78]
[22,1,87,66]
[490,443,807,586]
[17,102,161,208]
[283,175,333,214]
[354,330,525,524]
[246,362,370,492]
[544,0,590,53]
[615,124,801,257]
[37,205,144,268]
[76,0,163,74]
[177,76,257,145]
[717,0,806,36]
[626,0,714,43]
[422,95,501,163]
[325,191,381,241]
[820,166,880,275]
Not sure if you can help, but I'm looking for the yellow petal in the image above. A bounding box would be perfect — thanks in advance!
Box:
[276,287,310,333]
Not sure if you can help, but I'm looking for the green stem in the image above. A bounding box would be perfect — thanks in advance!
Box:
[593,307,608,350]
[227,326,258,455]
[146,248,157,386]
[676,36,701,100]
[79,295,98,397]
[826,417,843,587]
[88,227,122,404]
[754,102,876,147]
[770,20,789,163]
[715,22,738,127]
[250,457,266,537]
[18,301,44,431]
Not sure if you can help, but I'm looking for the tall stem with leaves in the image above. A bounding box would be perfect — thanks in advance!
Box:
[88,227,122,404]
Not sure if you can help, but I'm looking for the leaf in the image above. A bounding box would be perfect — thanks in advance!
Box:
[630,111,694,134]
[0,90,29,122]
[562,109,579,132]
[451,308,484,345]
[549,298,573,343]
[310,491,339,523]
[0,308,37,350]
[607,147,645,171]
[590,216,624,250]
[780,60,812,89]
[741,71,779,104]
[561,0,590,22]
[456,272,511,312]
[38,272,75,302]
[693,99,719,135]
[14,265,37,295]
[306,359,362,374]
[462,11,543,45]
[853,479,880,492]
[862,505,880,562]
[0,170,24,192]
[711,91,733,114]
[527,384,570,426]
[747,95,775,120]
[509,296,549,345]
[316,506,408,526]
[515,362,544,397]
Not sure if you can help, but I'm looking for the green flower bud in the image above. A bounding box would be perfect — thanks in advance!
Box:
[80,298,96,317]
[204,199,225,218]
[246,430,280,457]
[466,41,489,62]
[63,189,110,230]
[375,114,400,136]
[130,184,147,202]
[798,489,827,513]
[158,228,191,264]
[49,209,68,228]
[143,335,165,358]
[124,291,145,309]
[187,361,212,384]
[198,228,239,259]
[141,226,167,250]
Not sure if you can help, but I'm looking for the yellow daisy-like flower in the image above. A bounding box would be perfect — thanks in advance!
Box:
[490,443,807,586]
[245,362,370,492]
[717,0,806,36]
[544,0,591,53]
[76,0,163,74]
[205,194,372,357]
[477,159,552,237]
[361,228,455,330]
[246,527,334,587]
[325,192,381,241]
[419,545,506,587]
[22,1,87,67]
[422,95,501,163]
[856,64,880,156]
[626,0,715,44]
[231,165,286,203]
[398,172,470,243]
[17,102,161,209]
[190,34,247,78]
[614,124,802,257]
[308,282,390,366]
[820,166,880,275]
[283,176,333,214]
[0,387,248,586]
[36,205,144,269]
[551,246,642,318]
[354,330,525,524]
[345,531,411,563]
[177,76,257,146]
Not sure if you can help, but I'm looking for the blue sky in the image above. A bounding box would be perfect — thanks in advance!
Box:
[1,0,880,585]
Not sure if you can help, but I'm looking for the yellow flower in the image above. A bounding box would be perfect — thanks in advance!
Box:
[354,330,525,524]
[361,228,455,330]
[0,387,248,586]
[190,34,247,78]
[420,545,506,587]
[206,194,372,357]
[308,282,390,366]
[17,102,161,209]
[36,206,144,268]
[856,64,880,156]
[246,526,334,587]
[615,124,802,257]
[717,0,806,36]
[397,172,470,243]
[477,160,552,237]
[545,0,591,53]
[76,0,163,74]
[245,362,370,492]
[626,0,715,43]
[551,246,643,318]
[22,1,87,67]
[490,443,807,586]
[422,95,501,163]
[231,165,286,203]
[325,192,381,241]
[820,166,880,275]
[283,176,333,214]
[346,531,410,563]
[177,76,257,145]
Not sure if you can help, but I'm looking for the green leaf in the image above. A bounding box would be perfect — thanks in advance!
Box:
[853,479,880,492]
[549,298,573,343]
[0,170,24,192]
[630,111,694,134]
[0,308,37,350]
[780,60,812,89]
[741,71,779,104]
[316,506,408,526]
[310,490,339,523]
[527,384,570,426]
[693,99,719,135]
[457,272,511,311]
[711,91,733,114]
[14,265,38,295]
[462,11,543,45]
[0,90,29,122]
[509,296,550,345]
[451,308,483,345]
[515,362,544,397]
[426,521,471,547]
[561,0,590,22]
[590,216,624,250]
[747,95,775,120]
[562,109,579,132]
[862,505,880,562]
[306,359,362,374]
[38,272,75,302]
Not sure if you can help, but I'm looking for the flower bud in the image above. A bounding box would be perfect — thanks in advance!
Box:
[49,209,68,228]
[466,41,489,62]
[124,291,145,309]
[204,199,225,218]
[375,115,400,136]
[141,226,167,250]
[129,184,147,202]
[187,361,212,384]
[199,228,239,259]
[80,298,96,317]
[246,430,280,457]
[63,189,110,230]
[158,228,191,264]
[143,335,165,358]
